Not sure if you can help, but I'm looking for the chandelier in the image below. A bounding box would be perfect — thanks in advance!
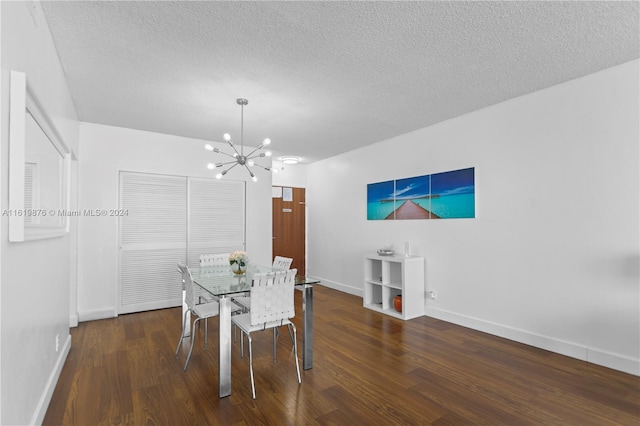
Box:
[205,98,273,182]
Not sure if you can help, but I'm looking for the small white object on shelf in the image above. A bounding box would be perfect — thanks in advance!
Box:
[377,249,395,256]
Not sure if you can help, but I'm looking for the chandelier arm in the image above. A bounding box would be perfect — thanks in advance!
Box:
[252,163,271,171]
[223,162,240,174]
[244,145,265,158]
[227,143,242,158]
[216,150,237,159]
[217,160,238,166]
[243,163,257,181]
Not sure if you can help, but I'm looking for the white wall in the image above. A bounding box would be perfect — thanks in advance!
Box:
[272,159,307,188]
[307,60,639,375]
[77,123,273,320]
[0,2,79,424]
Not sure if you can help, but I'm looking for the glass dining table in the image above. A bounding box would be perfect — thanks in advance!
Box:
[189,264,319,398]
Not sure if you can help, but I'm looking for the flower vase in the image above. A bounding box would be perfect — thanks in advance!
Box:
[231,262,247,275]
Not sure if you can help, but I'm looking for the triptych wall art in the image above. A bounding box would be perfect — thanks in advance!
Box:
[367,167,475,220]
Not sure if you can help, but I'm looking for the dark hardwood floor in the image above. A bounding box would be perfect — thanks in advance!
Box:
[44,286,639,425]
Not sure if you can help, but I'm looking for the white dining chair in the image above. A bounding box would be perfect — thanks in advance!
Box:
[175,264,221,371]
[272,255,293,270]
[197,253,230,302]
[231,269,301,399]
[233,256,293,312]
[199,253,229,270]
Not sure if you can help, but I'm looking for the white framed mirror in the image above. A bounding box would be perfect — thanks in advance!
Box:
[8,70,71,241]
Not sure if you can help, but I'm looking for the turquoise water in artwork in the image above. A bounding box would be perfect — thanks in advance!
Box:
[367,202,396,220]
[415,193,475,218]
[368,194,474,220]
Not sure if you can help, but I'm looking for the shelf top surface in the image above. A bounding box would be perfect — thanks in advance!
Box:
[366,254,423,261]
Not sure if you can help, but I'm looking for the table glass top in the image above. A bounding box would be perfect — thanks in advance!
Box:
[192,264,318,297]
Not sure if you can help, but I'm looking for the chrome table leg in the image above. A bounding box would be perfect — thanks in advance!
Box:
[219,296,232,397]
[302,284,314,370]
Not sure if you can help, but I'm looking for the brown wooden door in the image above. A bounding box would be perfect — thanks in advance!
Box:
[272,187,306,276]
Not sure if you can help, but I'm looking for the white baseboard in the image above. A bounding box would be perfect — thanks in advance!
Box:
[427,306,639,376]
[69,312,79,328]
[30,334,72,425]
[587,347,640,376]
[310,276,362,297]
[78,308,117,322]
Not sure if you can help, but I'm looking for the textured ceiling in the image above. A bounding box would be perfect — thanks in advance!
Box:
[40,1,639,164]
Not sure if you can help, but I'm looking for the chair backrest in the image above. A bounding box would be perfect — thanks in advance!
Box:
[250,269,297,326]
[178,263,198,310]
[200,253,230,267]
[177,263,189,289]
[200,253,230,273]
[272,256,293,271]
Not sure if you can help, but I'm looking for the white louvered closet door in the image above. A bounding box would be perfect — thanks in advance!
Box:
[187,177,245,267]
[119,172,187,314]
[119,172,246,314]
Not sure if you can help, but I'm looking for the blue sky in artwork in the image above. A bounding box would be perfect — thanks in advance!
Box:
[431,168,475,195]
[367,180,395,202]
[368,168,475,203]
[394,175,430,199]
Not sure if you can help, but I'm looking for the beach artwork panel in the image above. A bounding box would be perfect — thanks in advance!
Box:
[367,180,396,220]
[394,175,434,220]
[430,168,475,218]
[367,167,475,220]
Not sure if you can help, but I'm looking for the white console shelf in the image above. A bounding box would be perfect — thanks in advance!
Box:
[363,254,425,320]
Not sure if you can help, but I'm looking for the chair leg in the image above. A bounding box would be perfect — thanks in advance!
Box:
[287,323,295,345]
[184,317,199,371]
[273,328,277,361]
[291,323,301,384]
[175,308,190,357]
[204,318,208,348]
[248,333,255,399]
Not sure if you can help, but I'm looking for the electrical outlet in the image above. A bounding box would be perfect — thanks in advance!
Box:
[428,291,438,300]
[55,334,60,352]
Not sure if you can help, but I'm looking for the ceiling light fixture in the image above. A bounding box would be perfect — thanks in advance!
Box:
[280,156,300,165]
[205,98,273,182]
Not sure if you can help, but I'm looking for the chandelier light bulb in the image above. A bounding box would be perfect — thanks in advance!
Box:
[205,144,214,151]
[207,163,215,170]
[252,175,258,182]
[265,151,272,157]
[247,159,255,167]
[263,138,271,146]
[215,173,223,179]
[223,133,231,142]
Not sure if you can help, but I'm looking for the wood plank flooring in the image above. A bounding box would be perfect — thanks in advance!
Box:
[44,286,639,425]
